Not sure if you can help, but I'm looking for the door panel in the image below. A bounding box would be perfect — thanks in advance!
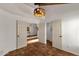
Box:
[52,20,62,49]
[38,22,46,44]
[17,33,27,49]
[17,20,27,49]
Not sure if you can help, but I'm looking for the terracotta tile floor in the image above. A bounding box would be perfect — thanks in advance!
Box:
[5,41,76,56]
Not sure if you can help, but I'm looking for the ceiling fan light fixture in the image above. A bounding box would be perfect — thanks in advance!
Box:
[34,7,45,17]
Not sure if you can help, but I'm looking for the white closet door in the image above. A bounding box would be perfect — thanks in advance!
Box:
[52,20,62,49]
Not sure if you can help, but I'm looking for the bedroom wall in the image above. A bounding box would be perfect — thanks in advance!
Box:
[62,11,79,55]
[0,9,16,55]
[29,24,38,35]
[27,23,38,36]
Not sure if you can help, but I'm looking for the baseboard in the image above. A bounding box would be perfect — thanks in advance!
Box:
[0,51,9,56]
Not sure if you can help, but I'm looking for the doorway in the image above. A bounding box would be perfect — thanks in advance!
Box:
[27,23,39,45]
[46,22,52,47]
[46,20,62,49]
[16,20,39,49]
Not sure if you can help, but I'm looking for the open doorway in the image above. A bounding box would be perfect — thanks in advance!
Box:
[27,23,39,45]
[16,20,39,49]
[46,22,52,47]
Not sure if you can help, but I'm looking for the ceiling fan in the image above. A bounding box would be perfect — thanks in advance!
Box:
[34,3,67,17]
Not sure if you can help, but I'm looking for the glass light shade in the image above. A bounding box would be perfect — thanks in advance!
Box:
[34,8,45,17]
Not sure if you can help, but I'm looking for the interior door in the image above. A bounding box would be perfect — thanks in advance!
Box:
[52,20,62,49]
[16,20,27,49]
[38,22,47,44]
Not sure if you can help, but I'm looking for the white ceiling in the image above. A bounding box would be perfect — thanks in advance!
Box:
[24,3,35,8]
[0,3,33,17]
[42,3,79,22]
[0,3,79,23]
[0,3,40,24]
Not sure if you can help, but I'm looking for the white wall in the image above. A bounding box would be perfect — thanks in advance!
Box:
[62,11,79,55]
[27,23,38,36]
[30,24,37,35]
[0,9,16,55]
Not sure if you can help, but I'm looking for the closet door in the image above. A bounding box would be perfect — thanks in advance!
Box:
[52,20,62,49]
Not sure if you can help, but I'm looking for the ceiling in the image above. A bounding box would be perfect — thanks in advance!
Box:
[42,3,79,22]
[0,3,79,23]
[0,3,40,23]
[0,3,68,16]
